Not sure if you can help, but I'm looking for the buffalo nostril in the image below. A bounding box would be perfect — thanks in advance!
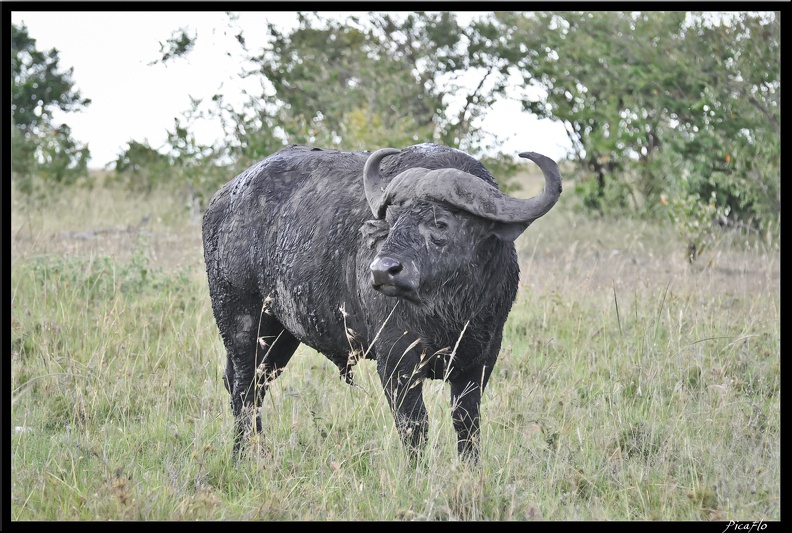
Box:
[371,256,403,285]
[386,261,403,276]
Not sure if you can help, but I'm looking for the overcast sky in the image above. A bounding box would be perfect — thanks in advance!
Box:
[11,10,572,169]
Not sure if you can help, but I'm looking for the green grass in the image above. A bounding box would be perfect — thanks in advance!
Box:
[10,177,780,520]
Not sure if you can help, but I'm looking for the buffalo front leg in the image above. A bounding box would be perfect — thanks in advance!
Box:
[449,362,493,461]
[376,344,428,460]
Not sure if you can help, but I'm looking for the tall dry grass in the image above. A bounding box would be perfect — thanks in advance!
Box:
[10,174,779,520]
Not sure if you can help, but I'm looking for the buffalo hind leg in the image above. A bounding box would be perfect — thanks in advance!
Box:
[220,297,300,459]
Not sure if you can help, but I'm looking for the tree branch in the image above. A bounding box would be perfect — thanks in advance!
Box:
[747,95,779,133]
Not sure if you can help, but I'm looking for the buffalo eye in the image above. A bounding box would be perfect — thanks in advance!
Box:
[429,224,448,247]
[428,215,450,247]
[430,235,447,247]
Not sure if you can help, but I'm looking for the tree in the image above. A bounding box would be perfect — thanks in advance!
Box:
[122,9,780,244]
[475,12,688,209]
[121,12,523,205]
[246,12,465,150]
[477,11,779,240]
[11,22,92,191]
[652,13,780,222]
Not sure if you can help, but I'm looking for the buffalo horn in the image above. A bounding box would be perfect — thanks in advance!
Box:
[363,149,562,227]
[363,147,401,218]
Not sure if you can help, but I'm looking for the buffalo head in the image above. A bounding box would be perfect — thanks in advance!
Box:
[363,147,562,304]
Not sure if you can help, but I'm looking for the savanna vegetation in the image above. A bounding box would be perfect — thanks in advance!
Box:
[10,10,779,521]
[12,12,780,262]
[9,170,780,520]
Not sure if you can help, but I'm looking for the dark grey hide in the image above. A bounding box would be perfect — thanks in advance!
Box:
[202,143,562,461]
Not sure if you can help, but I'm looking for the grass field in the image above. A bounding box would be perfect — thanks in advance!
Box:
[9,170,780,521]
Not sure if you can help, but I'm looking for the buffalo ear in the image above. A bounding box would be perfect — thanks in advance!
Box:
[488,221,529,242]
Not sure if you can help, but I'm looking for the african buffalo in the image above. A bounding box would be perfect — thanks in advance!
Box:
[202,143,562,461]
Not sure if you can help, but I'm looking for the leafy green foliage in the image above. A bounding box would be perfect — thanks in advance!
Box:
[476,11,779,256]
[252,12,462,148]
[112,12,526,204]
[644,13,780,232]
[110,140,172,192]
[573,170,635,216]
[111,113,232,208]
[31,124,91,183]
[661,191,731,263]
[11,23,92,193]
[149,27,197,66]
[102,11,781,260]
[11,23,92,133]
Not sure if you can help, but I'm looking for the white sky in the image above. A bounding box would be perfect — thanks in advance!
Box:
[11,10,572,169]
